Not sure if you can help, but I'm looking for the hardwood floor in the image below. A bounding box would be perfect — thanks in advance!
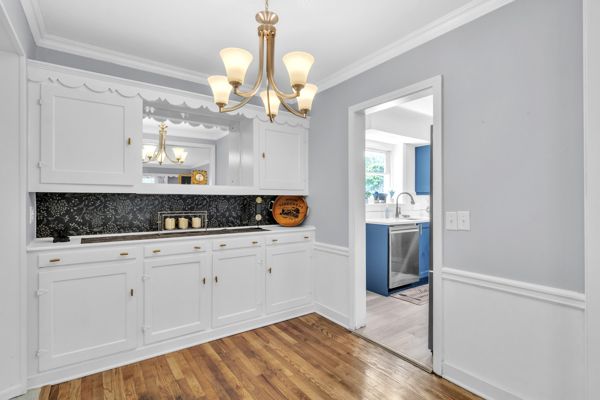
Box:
[38,314,478,400]
[355,290,432,369]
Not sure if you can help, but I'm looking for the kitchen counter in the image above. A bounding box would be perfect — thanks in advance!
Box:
[366,217,429,226]
[27,224,315,252]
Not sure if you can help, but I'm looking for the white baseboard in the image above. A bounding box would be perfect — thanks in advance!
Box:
[441,267,586,400]
[315,303,351,329]
[443,363,521,400]
[0,384,26,400]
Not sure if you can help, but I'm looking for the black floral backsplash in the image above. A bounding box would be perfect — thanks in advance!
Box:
[36,193,277,238]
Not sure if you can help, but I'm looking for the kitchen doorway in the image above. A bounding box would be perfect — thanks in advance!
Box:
[346,77,443,374]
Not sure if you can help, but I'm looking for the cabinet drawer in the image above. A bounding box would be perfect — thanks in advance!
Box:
[38,247,137,268]
[266,231,314,246]
[212,236,265,251]
[144,240,208,258]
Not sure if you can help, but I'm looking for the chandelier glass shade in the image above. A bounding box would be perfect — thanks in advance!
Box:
[208,0,318,122]
[142,123,188,165]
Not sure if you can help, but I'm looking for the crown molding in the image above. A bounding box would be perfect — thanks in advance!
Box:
[316,0,515,91]
[19,0,209,84]
[20,0,514,91]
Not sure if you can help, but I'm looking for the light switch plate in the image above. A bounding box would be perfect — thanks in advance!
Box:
[457,211,471,231]
[445,211,458,230]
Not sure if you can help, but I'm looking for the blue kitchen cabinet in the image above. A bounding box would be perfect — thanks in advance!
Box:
[415,145,431,195]
[419,223,430,279]
[366,224,389,296]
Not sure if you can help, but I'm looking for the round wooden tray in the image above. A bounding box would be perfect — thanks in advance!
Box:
[270,196,309,227]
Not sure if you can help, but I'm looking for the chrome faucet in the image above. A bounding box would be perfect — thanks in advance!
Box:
[395,192,416,218]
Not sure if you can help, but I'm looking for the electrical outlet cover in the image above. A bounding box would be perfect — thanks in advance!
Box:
[457,211,471,231]
[445,211,458,230]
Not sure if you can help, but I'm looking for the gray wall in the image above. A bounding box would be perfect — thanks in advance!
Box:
[307,0,584,292]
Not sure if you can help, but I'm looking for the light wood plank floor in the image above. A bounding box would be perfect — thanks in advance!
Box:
[355,290,432,369]
[38,314,477,400]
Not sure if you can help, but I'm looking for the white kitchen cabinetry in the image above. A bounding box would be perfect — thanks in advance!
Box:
[37,261,138,371]
[212,247,264,328]
[143,254,211,344]
[38,85,142,186]
[27,227,315,387]
[266,242,312,314]
[258,123,308,191]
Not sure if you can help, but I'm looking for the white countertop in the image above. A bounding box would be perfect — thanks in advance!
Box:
[365,217,429,226]
[27,224,315,252]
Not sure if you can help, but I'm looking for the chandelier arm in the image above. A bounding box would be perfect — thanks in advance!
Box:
[233,33,265,99]
[266,33,299,100]
[278,96,307,118]
[219,95,254,113]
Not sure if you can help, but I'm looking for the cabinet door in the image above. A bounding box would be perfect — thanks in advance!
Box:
[266,243,312,314]
[259,123,307,190]
[37,262,138,371]
[143,254,210,344]
[212,248,263,327]
[40,85,142,186]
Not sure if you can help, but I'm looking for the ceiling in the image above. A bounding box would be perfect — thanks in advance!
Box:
[21,0,508,90]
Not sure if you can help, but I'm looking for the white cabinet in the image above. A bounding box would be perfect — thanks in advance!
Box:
[143,254,210,344]
[258,123,308,191]
[37,261,138,371]
[39,84,141,186]
[212,247,264,327]
[266,243,312,314]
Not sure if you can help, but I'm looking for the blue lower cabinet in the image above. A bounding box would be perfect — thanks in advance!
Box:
[366,224,389,296]
[419,223,430,279]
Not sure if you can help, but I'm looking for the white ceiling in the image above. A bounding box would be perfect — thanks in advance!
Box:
[397,96,434,117]
[21,0,509,90]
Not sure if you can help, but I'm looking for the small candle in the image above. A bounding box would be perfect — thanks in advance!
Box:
[164,218,175,230]
[192,217,202,229]
[178,217,189,229]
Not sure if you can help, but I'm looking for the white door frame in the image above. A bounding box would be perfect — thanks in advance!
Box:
[347,76,443,374]
[584,0,600,398]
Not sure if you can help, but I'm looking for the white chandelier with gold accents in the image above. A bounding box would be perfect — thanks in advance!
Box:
[207,0,318,122]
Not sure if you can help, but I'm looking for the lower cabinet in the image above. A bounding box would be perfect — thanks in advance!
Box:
[37,261,138,371]
[143,254,210,344]
[266,243,312,314]
[212,247,264,328]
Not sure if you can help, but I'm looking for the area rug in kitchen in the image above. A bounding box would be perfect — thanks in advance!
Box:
[391,285,429,306]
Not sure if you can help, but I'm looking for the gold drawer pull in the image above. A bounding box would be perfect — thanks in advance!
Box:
[120,252,129,256]
[304,236,310,239]
[202,277,206,285]
[267,267,272,274]
[49,258,61,263]
[152,249,161,254]
[215,276,219,283]
[252,241,259,245]
[194,246,202,250]
[219,244,227,248]
[272,239,278,243]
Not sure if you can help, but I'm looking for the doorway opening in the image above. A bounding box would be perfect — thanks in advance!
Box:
[347,77,443,374]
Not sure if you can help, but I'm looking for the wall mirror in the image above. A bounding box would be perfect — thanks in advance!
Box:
[141,100,254,186]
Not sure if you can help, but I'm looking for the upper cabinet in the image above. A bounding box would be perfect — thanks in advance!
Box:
[259,123,308,191]
[39,85,142,186]
[28,62,310,195]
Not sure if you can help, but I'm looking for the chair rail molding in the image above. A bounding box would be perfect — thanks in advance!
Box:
[27,61,310,129]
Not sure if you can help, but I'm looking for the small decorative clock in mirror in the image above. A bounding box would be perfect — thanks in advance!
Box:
[141,100,254,186]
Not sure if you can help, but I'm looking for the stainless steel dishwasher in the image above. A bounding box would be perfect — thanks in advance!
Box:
[388,224,420,289]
